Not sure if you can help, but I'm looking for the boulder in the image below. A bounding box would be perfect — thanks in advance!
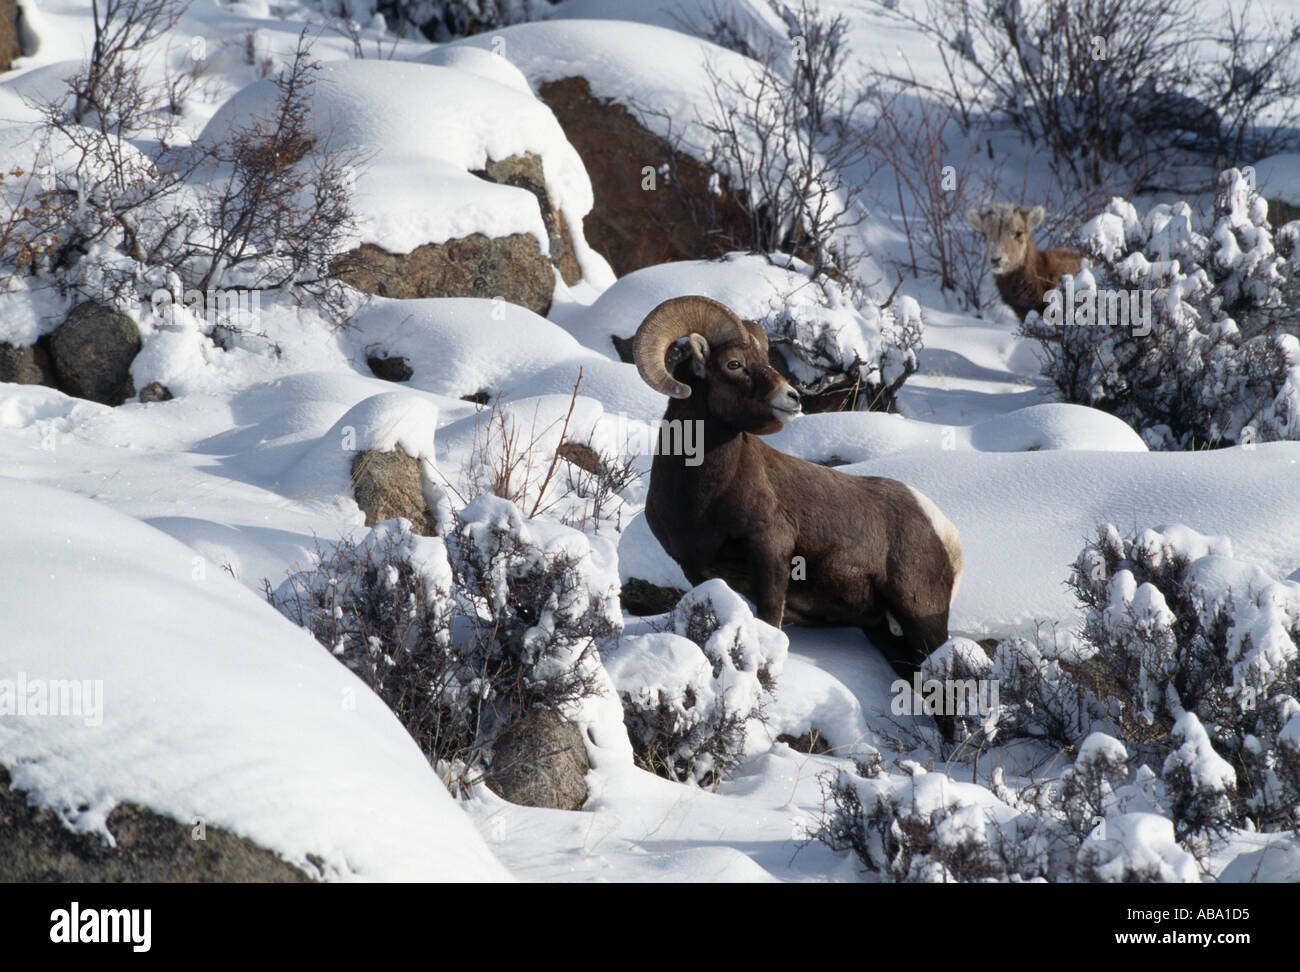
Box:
[0,766,312,882]
[619,577,685,617]
[536,77,751,276]
[139,381,173,403]
[366,354,414,383]
[0,338,54,386]
[350,447,437,536]
[476,152,581,286]
[332,233,554,316]
[49,302,140,405]
[485,708,589,811]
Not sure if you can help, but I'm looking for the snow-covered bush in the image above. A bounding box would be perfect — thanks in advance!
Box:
[763,273,923,412]
[815,523,1300,880]
[1070,523,1300,832]
[603,579,787,786]
[5,26,359,319]
[368,0,544,41]
[268,498,621,785]
[1023,169,1300,449]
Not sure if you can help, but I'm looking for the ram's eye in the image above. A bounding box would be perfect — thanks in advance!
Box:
[726,360,743,371]
[1015,231,1024,239]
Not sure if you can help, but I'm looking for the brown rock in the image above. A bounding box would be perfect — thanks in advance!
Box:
[332,233,554,316]
[476,152,582,286]
[0,338,54,386]
[619,577,685,617]
[0,0,23,73]
[350,447,437,535]
[485,708,589,811]
[0,766,313,882]
[536,76,752,276]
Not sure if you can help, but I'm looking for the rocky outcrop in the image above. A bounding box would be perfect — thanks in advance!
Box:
[49,302,140,406]
[536,76,751,276]
[0,766,312,882]
[476,152,581,286]
[350,447,438,536]
[332,233,554,316]
[485,708,589,811]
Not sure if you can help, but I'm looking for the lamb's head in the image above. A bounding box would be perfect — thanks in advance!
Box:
[632,295,801,434]
[967,203,1045,275]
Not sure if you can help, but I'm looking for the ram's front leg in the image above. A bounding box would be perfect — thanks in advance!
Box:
[749,532,795,629]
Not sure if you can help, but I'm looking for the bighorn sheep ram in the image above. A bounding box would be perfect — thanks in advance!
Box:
[632,295,964,693]
[968,204,1084,321]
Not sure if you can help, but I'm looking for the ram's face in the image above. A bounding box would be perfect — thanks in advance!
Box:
[968,204,1044,274]
[689,324,801,434]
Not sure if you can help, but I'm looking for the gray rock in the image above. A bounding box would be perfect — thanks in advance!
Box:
[49,302,140,406]
[486,708,590,811]
[139,381,173,403]
[366,354,413,383]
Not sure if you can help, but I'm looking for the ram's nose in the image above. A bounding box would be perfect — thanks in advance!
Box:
[772,386,802,419]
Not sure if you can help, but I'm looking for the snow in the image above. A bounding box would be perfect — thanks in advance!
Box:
[198,57,610,283]
[2,0,1299,885]
[0,477,508,881]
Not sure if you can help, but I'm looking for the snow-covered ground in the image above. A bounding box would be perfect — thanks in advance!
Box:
[1,0,1297,883]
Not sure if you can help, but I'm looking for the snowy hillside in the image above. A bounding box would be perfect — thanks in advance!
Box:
[0,0,1297,887]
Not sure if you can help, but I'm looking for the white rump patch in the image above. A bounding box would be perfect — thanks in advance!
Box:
[905,485,964,604]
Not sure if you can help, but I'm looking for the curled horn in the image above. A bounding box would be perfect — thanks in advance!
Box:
[631,296,748,399]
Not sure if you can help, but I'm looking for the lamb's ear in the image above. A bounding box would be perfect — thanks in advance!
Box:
[1025,205,1045,229]
[966,209,984,231]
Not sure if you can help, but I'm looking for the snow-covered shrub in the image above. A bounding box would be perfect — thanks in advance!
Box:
[762,272,923,412]
[6,28,359,320]
[268,498,621,785]
[814,767,1041,882]
[814,523,1299,881]
[603,579,787,786]
[266,519,473,762]
[369,0,544,41]
[1024,169,1300,449]
[1070,523,1300,833]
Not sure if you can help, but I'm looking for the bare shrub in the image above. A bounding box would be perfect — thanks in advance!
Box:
[699,0,870,279]
[267,501,619,789]
[875,0,1300,194]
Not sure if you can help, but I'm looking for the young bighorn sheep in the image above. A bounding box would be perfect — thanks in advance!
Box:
[633,295,964,695]
[968,204,1084,320]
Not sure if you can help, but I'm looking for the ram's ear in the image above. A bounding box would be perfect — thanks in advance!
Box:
[1025,205,1045,229]
[687,333,710,378]
[967,209,984,231]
